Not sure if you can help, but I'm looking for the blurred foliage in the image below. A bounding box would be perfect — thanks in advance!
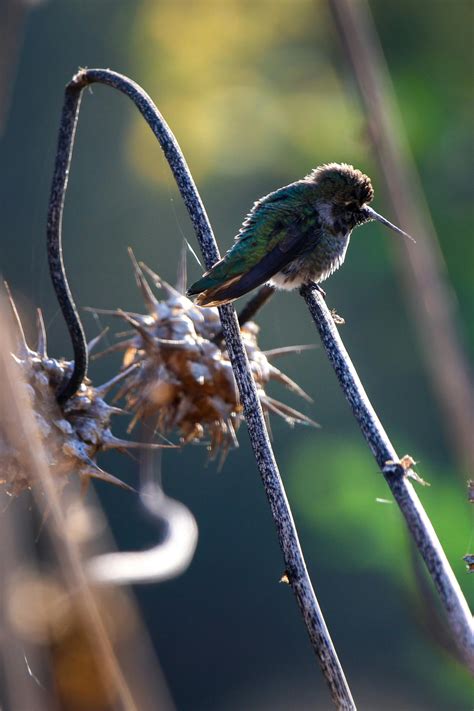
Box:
[127,0,366,182]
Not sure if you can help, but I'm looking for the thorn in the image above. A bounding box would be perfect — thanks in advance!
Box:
[126,406,146,433]
[36,308,47,357]
[114,329,136,338]
[112,379,137,405]
[279,571,290,584]
[127,248,160,315]
[95,363,139,397]
[83,465,135,492]
[3,281,30,356]
[262,344,317,359]
[226,418,239,449]
[84,306,148,323]
[159,277,184,300]
[101,433,177,451]
[139,262,162,288]
[87,327,110,354]
[117,310,157,348]
[156,430,176,447]
[261,395,319,428]
[106,405,129,416]
[217,443,229,472]
[118,310,189,350]
[261,395,298,424]
[139,263,184,300]
[83,306,123,316]
[90,340,132,361]
[269,367,313,403]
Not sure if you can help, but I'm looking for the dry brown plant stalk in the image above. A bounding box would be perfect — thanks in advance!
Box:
[0,297,140,711]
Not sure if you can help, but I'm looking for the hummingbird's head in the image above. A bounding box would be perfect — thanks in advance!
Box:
[307,163,414,242]
[307,163,374,231]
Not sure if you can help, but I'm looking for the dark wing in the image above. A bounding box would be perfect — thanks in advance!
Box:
[201,223,309,304]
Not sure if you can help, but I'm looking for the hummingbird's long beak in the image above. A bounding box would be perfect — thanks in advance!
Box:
[362,206,416,243]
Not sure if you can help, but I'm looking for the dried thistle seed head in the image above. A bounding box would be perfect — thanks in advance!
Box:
[0,297,143,496]
[102,254,316,460]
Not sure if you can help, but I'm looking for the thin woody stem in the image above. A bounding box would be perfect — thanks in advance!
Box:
[0,302,139,711]
[47,84,88,403]
[300,283,474,673]
[47,68,356,709]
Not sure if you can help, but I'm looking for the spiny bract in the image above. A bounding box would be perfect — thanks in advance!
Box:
[98,252,316,461]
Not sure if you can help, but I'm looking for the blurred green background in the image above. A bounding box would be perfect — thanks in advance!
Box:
[1,0,473,708]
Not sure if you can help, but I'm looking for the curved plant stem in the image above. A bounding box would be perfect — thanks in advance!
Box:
[301,283,474,673]
[47,68,356,709]
[87,449,198,586]
[0,300,139,711]
[47,84,88,403]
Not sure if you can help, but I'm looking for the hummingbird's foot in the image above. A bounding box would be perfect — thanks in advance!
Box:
[307,281,326,299]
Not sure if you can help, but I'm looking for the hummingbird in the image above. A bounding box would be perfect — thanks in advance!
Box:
[187,163,413,307]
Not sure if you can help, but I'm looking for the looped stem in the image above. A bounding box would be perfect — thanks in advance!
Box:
[47,83,87,403]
